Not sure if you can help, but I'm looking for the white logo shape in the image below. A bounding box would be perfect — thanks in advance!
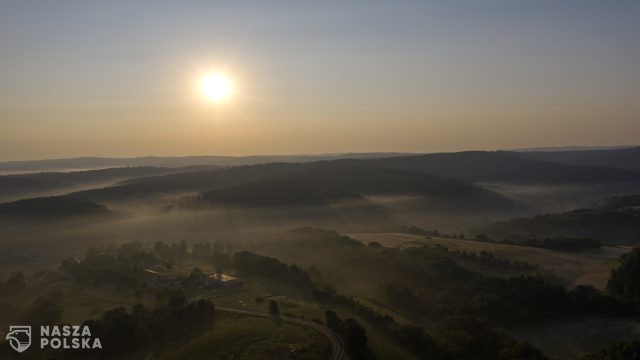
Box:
[6,326,31,353]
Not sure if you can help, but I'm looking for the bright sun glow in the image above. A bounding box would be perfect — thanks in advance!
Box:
[199,72,233,102]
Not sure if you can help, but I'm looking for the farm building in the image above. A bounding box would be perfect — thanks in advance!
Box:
[206,273,243,288]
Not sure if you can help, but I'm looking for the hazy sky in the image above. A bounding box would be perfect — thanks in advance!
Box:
[1,1,639,161]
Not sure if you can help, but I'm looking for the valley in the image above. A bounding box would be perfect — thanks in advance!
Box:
[1,148,640,359]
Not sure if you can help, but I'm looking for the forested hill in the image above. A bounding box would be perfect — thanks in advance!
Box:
[0,166,218,202]
[354,151,640,184]
[69,149,640,205]
[0,196,111,219]
[516,146,640,172]
[0,153,406,173]
[71,163,303,201]
[479,194,640,244]
[193,166,522,212]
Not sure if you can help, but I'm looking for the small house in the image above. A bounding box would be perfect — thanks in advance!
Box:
[206,273,242,288]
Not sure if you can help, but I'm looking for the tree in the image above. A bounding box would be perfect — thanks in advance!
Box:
[344,318,368,360]
[179,240,188,256]
[24,296,63,325]
[7,272,26,291]
[192,242,211,258]
[583,340,640,360]
[324,310,343,334]
[608,247,640,309]
[86,298,216,355]
[168,293,186,308]
[190,267,204,281]
[499,343,547,360]
[269,300,279,316]
[154,241,171,257]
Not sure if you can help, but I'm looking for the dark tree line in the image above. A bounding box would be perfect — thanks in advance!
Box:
[608,247,640,310]
[434,316,547,360]
[59,240,234,292]
[378,224,440,237]
[468,233,602,252]
[2,271,27,292]
[382,274,631,326]
[59,248,154,289]
[288,227,365,248]
[233,251,314,288]
[324,311,369,360]
[316,285,547,360]
[314,287,449,359]
[0,270,58,294]
[10,297,216,359]
[583,340,640,360]
[449,249,540,271]
[84,298,215,356]
[364,245,632,324]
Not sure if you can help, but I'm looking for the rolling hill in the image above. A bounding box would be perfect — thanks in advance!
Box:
[71,163,303,202]
[71,149,640,204]
[191,166,522,212]
[0,196,111,219]
[198,177,362,207]
[478,194,640,244]
[356,151,640,184]
[0,166,219,202]
[516,147,640,172]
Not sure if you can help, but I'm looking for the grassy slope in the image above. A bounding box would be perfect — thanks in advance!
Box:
[0,271,417,360]
[205,273,419,360]
[153,314,330,360]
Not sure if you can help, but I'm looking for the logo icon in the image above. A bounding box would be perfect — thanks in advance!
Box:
[6,326,31,353]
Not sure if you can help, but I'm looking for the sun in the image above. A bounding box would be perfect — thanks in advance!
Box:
[199,72,233,102]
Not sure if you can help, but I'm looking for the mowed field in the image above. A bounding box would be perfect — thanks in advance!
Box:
[346,233,631,290]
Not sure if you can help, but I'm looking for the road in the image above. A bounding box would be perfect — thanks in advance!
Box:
[216,306,345,360]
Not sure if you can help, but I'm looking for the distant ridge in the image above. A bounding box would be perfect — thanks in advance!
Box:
[506,145,637,152]
[356,151,640,184]
[0,165,219,202]
[514,147,640,172]
[0,153,409,174]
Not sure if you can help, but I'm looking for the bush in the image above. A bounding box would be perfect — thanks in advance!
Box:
[608,247,640,309]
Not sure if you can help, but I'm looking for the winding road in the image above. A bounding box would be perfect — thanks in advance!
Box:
[216,306,345,360]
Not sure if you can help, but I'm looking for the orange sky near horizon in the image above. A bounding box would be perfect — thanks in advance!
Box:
[1,1,638,161]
